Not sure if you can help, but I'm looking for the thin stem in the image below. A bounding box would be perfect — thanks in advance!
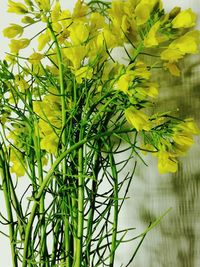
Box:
[22,138,87,267]
[48,19,70,267]
[33,121,49,267]
[0,149,18,267]
[104,140,119,267]
[73,127,84,267]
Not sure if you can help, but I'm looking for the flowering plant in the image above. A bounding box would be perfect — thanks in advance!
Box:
[0,0,199,266]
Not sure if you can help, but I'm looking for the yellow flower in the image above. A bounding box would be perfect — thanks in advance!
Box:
[133,61,151,80]
[69,23,89,45]
[172,8,196,29]
[173,133,194,148]
[161,31,200,65]
[160,48,183,62]
[28,52,44,64]
[8,0,28,14]
[147,83,159,98]
[51,1,62,33]
[90,12,105,31]
[108,0,129,41]
[15,75,29,92]
[144,21,160,47]
[59,9,72,28]
[135,0,162,25]
[72,0,89,22]
[51,1,61,22]
[172,119,199,154]
[21,16,35,24]
[40,132,59,154]
[34,0,50,12]
[24,0,33,8]
[3,24,23,38]
[114,72,134,95]
[176,119,200,135]
[33,94,62,154]
[63,46,86,70]
[9,38,30,54]
[170,30,200,55]
[97,28,117,50]
[125,107,151,131]
[10,148,26,177]
[157,151,178,174]
[38,30,51,51]
[164,62,181,76]
[74,66,93,84]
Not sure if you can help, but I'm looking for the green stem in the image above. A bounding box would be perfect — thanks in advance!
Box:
[73,128,84,267]
[33,122,49,267]
[22,138,87,267]
[104,140,118,267]
[48,19,70,267]
[22,126,132,267]
[0,149,18,267]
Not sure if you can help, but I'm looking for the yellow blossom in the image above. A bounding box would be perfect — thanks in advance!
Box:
[34,0,50,12]
[173,133,194,148]
[147,83,159,98]
[144,21,160,47]
[24,0,33,8]
[172,8,196,29]
[40,132,59,154]
[74,66,93,84]
[3,24,23,38]
[63,46,86,70]
[51,1,61,22]
[9,38,30,54]
[135,0,162,25]
[72,0,88,22]
[160,48,183,62]
[108,0,129,41]
[28,52,44,64]
[97,28,117,49]
[59,9,72,28]
[51,1,62,33]
[69,23,89,45]
[157,151,178,174]
[125,107,151,131]
[164,62,181,76]
[21,16,35,24]
[10,148,26,177]
[114,72,134,95]
[176,119,200,135]
[172,119,199,154]
[8,0,28,14]
[90,12,105,31]
[170,30,200,55]
[15,75,29,92]
[133,61,151,80]
[33,94,62,154]
[38,30,51,51]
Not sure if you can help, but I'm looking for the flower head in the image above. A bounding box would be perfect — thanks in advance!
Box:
[9,38,30,54]
[157,151,178,174]
[8,0,28,14]
[125,107,151,131]
[172,8,196,29]
[3,24,23,38]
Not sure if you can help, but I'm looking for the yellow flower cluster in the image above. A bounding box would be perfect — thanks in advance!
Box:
[7,123,30,177]
[33,92,62,154]
[2,0,199,176]
[142,118,199,174]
